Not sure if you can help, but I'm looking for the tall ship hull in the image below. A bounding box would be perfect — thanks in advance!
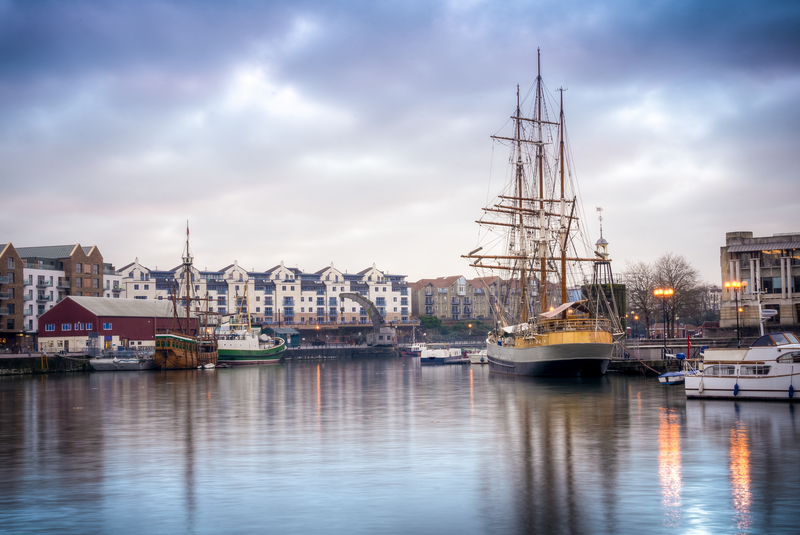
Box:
[487,336,612,376]
[218,337,286,365]
[154,333,218,370]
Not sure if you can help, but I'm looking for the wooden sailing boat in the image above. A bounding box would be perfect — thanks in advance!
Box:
[153,225,218,370]
[463,50,622,376]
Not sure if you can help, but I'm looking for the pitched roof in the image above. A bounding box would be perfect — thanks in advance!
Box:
[62,296,184,318]
[15,244,80,259]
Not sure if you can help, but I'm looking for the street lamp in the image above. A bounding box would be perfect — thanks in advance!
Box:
[724,280,747,347]
[468,323,472,337]
[653,288,674,355]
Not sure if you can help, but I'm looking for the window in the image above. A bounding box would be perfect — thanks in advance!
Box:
[134,284,139,290]
[92,279,99,289]
[45,324,55,331]
[86,323,93,330]
[7,273,12,283]
[75,263,82,273]
[62,323,71,331]
[74,322,81,330]
[134,296,147,300]
[103,323,112,330]
[84,264,91,274]
[282,286,286,291]
[144,284,149,290]
[7,257,13,269]
[703,365,736,376]
[77,277,83,288]
[291,286,295,291]
[256,307,260,312]
[92,264,99,275]
[740,365,771,376]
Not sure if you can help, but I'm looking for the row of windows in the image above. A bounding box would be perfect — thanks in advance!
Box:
[45,322,110,331]
[75,263,100,275]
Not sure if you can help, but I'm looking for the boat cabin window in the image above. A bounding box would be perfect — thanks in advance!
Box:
[777,352,800,363]
[740,365,771,376]
[704,365,736,376]
[754,332,799,347]
[752,335,775,347]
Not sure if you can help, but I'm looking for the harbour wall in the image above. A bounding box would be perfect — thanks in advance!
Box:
[0,355,92,376]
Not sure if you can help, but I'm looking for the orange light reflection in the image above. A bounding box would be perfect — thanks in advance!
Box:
[730,422,752,532]
[658,407,682,527]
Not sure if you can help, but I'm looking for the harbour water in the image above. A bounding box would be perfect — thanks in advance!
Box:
[1,356,798,534]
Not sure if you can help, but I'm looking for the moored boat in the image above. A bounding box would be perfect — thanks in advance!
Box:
[463,51,622,377]
[216,284,285,365]
[90,354,156,371]
[421,344,467,364]
[466,349,488,364]
[154,225,218,370]
[685,331,800,400]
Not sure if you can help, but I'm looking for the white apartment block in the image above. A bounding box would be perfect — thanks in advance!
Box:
[115,260,412,326]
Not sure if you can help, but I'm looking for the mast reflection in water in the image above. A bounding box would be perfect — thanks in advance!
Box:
[1,358,799,534]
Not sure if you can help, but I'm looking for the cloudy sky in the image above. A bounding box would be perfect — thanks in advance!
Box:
[2,0,798,284]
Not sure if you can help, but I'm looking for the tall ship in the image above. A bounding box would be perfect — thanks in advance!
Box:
[463,51,622,377]
[154,226,218,370]
[217,284,286,365]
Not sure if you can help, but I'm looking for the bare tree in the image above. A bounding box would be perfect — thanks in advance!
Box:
[653,253,701,338]
[623,260,657,339]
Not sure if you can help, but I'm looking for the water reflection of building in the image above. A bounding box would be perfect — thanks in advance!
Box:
[658,407,682,527]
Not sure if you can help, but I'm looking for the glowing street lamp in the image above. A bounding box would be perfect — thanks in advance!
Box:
[724,280,747,347]
[653,288,674,354]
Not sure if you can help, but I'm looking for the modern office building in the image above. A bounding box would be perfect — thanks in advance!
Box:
[720,231,800,331]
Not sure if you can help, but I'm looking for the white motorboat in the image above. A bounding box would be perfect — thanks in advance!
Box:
[90,354,157,371]
[467,349,488,364]
[685,332,800,400]
[421,344,468,364]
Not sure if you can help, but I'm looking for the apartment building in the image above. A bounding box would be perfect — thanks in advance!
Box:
[0,243,25,351]
[11,244,106,336]
[720,231,800,330]
[410,276,500,321]
[116,259,412,326]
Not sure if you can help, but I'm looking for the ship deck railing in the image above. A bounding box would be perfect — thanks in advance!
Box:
[536,317,614,334]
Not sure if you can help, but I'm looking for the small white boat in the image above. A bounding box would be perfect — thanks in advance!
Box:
[658,353,697,385]
[467,349,488,364]
[198,363,216,369]
[685,332,800,400]
[91,355,157,371]
[421,344,467,364]
[403,342,427,357]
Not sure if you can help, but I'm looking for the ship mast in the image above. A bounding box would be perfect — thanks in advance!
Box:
[515,85,528,324]
[559,87,567,317]
[537,48,547,315]
[182,222,193,335]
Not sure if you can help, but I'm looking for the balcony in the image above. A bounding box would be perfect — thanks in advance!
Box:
[24,278,32,286]
[24,308,33,316]
[0,276,8,284]
[0,292,10,300]
[36,295,53,302]
[112,284,122,292]
[57,280,70,289]
[0,307,9,315]
[36,280,53,288]
[23,295,33,301]
[425,298,434,305]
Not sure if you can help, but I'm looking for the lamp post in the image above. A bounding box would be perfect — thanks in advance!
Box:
[724,280,747,347]
[653,288,674,355]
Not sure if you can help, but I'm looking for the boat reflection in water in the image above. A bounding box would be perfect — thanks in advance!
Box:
[658,407,682,527]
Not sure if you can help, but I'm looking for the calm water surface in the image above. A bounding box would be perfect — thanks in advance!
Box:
[1,356,798,534]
